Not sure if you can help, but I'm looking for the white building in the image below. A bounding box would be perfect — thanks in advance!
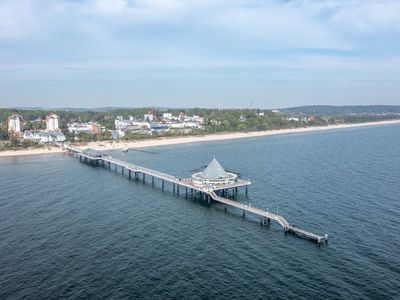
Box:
[68,123,92,134]
[285,117,300,122]
[115,119,150,131]
[144,113,154,122]
[46,113,59,131]
[162,113,172,119]
[8,115,23,133]
[168,122,202,129]
[192,158,238,189]
[23,130,66,143]
[184,115,204,124]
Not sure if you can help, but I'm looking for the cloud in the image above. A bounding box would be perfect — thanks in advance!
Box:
[1,0,399,45]
[326,0,400,32]
[0,0,399,106]
[0,0,37,38]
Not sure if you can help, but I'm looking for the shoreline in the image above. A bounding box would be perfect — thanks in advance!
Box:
[1,119,399,158]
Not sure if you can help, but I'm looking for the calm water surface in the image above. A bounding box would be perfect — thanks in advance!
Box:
[1,125,400,299]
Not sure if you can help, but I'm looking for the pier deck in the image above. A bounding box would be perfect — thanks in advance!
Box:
[58,143,327,244]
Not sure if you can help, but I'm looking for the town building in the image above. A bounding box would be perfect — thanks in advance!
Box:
[192,158,238,188]
[115,118,151,133]
[144,113,154,122]
[68,123,92,134]
[23,130,66,143]
[8,115,24,133]
[162,113,172,119]
[46,113,59,131]
[91,123,102,134]
[150,123,169,133]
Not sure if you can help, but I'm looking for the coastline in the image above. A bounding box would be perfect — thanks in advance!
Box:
[1,119,399,158]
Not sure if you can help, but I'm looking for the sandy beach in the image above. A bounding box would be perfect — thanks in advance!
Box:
[1,119,399,158]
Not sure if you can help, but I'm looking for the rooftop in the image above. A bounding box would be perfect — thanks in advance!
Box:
[201,158,228,179]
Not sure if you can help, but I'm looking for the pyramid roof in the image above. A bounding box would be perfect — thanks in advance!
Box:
[201,158,228,179]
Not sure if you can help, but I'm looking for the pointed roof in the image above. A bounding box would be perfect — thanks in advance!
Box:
[201,158,228,179]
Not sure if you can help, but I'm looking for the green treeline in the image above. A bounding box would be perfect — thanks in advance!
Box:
[1,107,399,144]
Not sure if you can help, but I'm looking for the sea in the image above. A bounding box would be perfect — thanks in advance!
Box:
[1,124,400,299]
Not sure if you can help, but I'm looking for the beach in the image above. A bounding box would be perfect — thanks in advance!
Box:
[1,119,400,158]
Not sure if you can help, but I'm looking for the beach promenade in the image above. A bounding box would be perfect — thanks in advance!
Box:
[1,119,400,157]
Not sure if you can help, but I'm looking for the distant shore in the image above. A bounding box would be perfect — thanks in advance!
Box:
[1,119,400,158]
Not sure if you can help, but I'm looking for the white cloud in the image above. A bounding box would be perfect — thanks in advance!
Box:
[0,0,37,38]
[1,0,399,42]
[89,0,128,15]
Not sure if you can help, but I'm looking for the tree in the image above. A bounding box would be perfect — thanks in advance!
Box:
[237,123,247,131]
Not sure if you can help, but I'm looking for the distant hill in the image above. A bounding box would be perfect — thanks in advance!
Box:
[2,107,135,112]
[280,105,400,116]
[3,105,400,115]
[2,107,169,112]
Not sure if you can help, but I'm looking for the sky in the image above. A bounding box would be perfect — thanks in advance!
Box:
[0,0,399,109]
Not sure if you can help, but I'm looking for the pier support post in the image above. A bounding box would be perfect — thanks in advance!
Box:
[245,186,248,197]
[128,170,131,179]
[177,185,179,195]
[122,167,124,175]
[152,176,154,186]
[242,210,246,218]
[224,206,227,213]
[143,174,145,183]
[115,164,117,172]
[162,180,164,191]
[108,162,110,169]
[185,187,188,198]
[135,172,138,181]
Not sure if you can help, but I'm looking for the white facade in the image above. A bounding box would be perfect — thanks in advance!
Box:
[144,114,154,122]
[46,114,59,131]
[23,131,66,143]
[162,113,172,119]
[184,115,204,124]
[286,117,300,121]
[8,115,23,133]
[115,119,150,131]
[68,123,92,134]
[168,122,202,129]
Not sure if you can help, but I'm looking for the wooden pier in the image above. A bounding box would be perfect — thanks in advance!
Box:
[58,143,327,244]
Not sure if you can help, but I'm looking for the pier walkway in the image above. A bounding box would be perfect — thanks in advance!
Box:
[57,143,327,244]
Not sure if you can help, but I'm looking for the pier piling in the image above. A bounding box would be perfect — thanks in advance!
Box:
[56,143,326,245]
